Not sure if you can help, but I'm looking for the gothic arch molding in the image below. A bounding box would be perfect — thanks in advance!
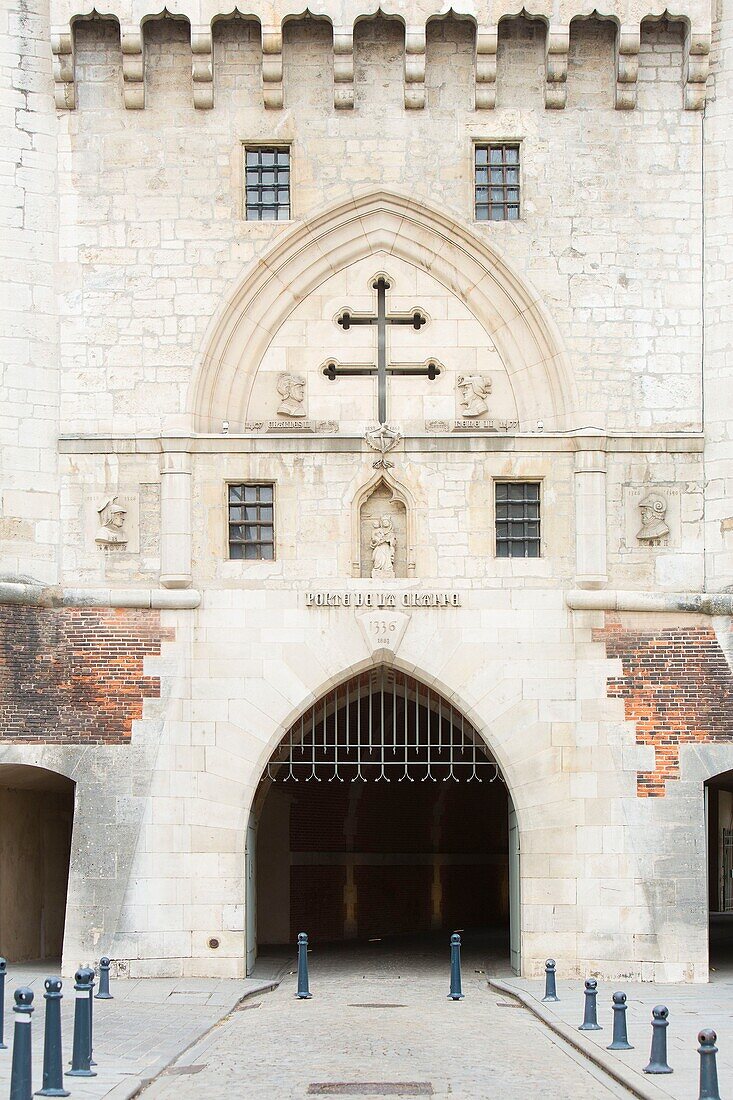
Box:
[190,189,577,432]
[245,655,525,831]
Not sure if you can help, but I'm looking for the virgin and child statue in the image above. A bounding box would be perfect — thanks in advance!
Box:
[370,514,397,579]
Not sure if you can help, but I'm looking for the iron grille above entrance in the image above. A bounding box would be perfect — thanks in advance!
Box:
[265,668,501,783]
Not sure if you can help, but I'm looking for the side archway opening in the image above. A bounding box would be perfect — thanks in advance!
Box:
[250,667,518,974]
[706,770,733,976]
[0,765,75,964]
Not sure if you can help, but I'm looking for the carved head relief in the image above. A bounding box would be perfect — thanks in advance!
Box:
[637,492,670,543]
[96,495,128,550]
[457,373,492,418]
[276,372,307,418]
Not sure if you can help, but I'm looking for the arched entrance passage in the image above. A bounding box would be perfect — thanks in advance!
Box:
[0,765,75,963]
[706,770,733,976]
[252,668,517,972]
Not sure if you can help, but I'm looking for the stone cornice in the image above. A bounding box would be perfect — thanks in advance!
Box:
[50,0,711,111]
[0,582,201,609]
[57,431,705,455]
[566,589,733,615]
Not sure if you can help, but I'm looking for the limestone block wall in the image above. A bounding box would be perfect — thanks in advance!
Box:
[53,16,704,437]
[703,0,733,590]
[0,0,61,585]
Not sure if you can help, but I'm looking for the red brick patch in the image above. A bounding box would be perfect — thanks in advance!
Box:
[593,617,733,796]
[0,605,171,743]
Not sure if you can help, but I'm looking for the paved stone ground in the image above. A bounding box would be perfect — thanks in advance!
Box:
[0,962,273,1099]
[503,972,733,1100]
[141,937,627,1099]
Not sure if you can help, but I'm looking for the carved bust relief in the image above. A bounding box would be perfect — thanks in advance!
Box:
[457,373,492,418]
[276,372,307,417]
[637,492,670,543]
[95,495,128,551]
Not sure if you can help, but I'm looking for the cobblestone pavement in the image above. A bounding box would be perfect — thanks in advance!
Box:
[142,939,627,1099]
[505,972,733,1100]
[0,962,273,1099]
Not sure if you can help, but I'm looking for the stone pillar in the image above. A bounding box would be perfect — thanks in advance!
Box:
[703,0,733,590]
[160,451,192,589]
[574,449,607,589]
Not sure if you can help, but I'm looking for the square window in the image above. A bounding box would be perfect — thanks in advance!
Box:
[495,482,541,558]
[475,144,521,222]
[228,484,276,560]
[244,147,290,221]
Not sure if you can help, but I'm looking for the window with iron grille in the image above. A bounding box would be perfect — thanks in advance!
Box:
[245,147,290,221]
[475,144,520,222]
[228,484,275,560]
[495,482,540,558]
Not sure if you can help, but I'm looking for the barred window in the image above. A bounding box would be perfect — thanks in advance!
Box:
[495,482,540,558]
[228,484,275,560]
[475,144,520,222]
[245,147,290,221]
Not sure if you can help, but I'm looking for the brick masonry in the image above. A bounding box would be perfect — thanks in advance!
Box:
[595,616,733,796]
[0,605,169,742]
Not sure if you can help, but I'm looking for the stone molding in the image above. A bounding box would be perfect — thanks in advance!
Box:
[190,190,578,433]
[0,582,201,610]
[50,4,711,111]
[57,432,706,455]
[567,589,733,616]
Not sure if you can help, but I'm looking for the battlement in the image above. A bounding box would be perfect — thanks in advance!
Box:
[51,0,711,111]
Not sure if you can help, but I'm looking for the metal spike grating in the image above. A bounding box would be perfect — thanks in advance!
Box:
[264,668,502,784]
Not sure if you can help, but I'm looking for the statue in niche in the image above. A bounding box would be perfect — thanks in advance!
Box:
[95,496,128,550]
[637,492,670,543]
[359,481,407,578]
[276,372,306,417]
[370,515,397,579]
[457,373,492,418]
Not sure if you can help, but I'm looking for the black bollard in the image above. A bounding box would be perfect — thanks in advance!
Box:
[95,957,113,1000]
[36,978,70,1098]
[296,932,313,1000]
[0,956,7,1049]
[88,967,96,1066]
[542,959,559,1003]
[65,967,96,1078]
[9,987,34,1100]
[607,992,633,1051]
[448,933,464,1001]
[579,978,602,1031]
[697,1028,721,1100]
[643,1005,673,1074]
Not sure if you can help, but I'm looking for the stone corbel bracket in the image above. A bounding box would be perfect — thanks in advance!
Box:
[333,24,354,107]
[474,24,497,108]
[262,23,283,107]
[51,27,75,108]
[192,24,213,108]
[404,23,426,108]
[684,24,709,109]
[615,23,639,110]
[545,23,569,108]
[121,24,145,108]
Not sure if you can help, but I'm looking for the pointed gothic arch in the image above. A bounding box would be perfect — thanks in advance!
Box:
[190,189,577,433]
[250,664,520,968]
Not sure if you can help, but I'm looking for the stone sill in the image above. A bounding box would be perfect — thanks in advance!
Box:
[0,582,201,610]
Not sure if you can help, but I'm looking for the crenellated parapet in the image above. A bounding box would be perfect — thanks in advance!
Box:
[51,0,711,111]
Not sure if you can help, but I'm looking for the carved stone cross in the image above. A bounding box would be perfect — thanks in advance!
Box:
[323,276,440,425]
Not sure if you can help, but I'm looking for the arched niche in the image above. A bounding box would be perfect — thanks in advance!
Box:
[352,472,415,578]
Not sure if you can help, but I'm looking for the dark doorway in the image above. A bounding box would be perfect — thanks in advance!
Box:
[707,771,733,977]
[254,669,512,966]
[0,765,74,963]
